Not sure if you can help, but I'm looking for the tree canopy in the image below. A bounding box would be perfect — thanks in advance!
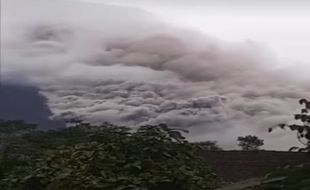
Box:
[237,135,264,151]
[0,121,220,190]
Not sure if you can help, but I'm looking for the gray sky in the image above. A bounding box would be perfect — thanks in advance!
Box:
[80,0,310,64]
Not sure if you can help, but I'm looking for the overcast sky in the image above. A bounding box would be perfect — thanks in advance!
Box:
[2,0,310,150]
[79,0,310,64]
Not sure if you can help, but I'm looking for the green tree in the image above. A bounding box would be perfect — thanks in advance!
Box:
[237,135,264,151]
[193,141,222,151]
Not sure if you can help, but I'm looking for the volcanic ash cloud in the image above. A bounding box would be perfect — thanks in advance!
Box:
[3,0,310,149]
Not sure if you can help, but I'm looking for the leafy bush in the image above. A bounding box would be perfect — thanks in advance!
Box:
[0,121,220,190]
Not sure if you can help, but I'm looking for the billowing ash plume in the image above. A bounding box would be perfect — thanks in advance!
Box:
[2,0,310,149]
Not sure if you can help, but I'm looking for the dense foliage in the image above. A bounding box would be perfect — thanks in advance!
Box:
[0,121,220,190]
[237,135,264,151]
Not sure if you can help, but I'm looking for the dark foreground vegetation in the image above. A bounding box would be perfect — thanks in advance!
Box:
[0,99,309,189]
[0,120,309,190]
[0,120,220,190]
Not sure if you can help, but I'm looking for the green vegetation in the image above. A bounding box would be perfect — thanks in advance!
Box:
[237,135,264,151]
[258,164,310,190]
[269,98,310,152]
[1,99,310,189]
[255,98,310,190]
[0,121,220,190]
[221,98,310,190]
[193,141,223,151]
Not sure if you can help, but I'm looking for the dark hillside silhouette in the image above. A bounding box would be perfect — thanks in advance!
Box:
[202,151,310,182]
[0,84,64,129]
